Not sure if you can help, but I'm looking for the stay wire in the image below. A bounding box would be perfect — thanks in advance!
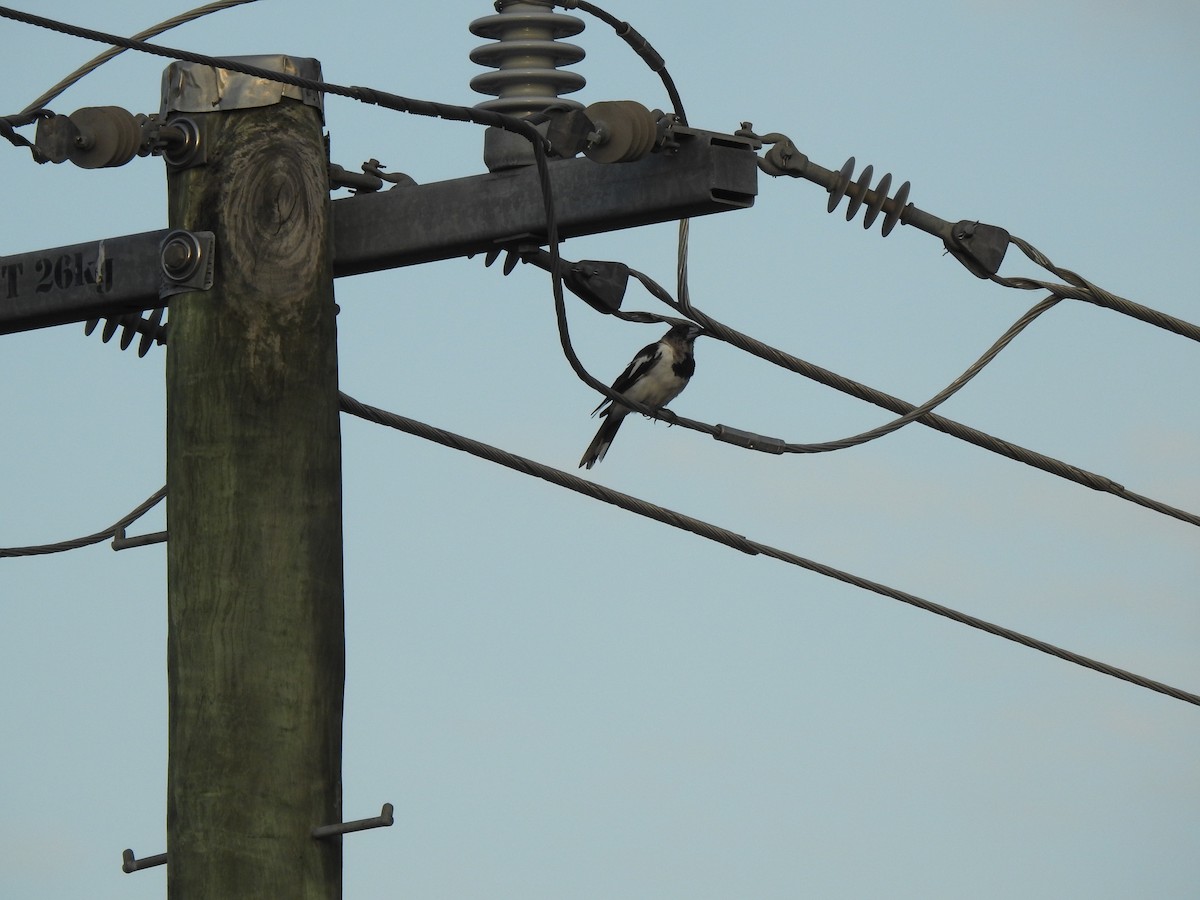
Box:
[337,390,1200,710]
[0,486,165,558]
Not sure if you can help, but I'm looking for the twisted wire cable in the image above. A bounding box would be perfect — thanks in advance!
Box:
[0,486,165,557]
[572,276,1062,453]
[993,234,1200,344]
[338,390,1200,709]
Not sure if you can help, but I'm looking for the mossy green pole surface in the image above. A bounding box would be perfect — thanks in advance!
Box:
[165,94,345,899]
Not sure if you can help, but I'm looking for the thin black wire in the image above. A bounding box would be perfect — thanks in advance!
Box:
[558,0,687,126]
[0,486,165,557]
[337,390,1200,709]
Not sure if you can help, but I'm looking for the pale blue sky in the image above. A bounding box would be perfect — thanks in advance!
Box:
[2,1,1198,897]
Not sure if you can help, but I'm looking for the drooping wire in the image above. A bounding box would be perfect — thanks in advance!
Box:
[503,249,1198,526]
[337,390,1200,710]
[20,0,263,115]
[546,248,1060,456]
[0,486,165,557]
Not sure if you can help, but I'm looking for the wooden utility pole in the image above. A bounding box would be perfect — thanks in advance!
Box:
[163,59,345,899]
[0,32,757,896]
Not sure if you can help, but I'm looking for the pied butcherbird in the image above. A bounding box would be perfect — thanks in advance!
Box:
[579,322,704,469]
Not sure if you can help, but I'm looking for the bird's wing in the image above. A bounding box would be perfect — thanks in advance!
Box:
[591,339,663,416]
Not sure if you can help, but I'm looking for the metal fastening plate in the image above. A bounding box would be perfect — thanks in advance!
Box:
[159,229,215,298]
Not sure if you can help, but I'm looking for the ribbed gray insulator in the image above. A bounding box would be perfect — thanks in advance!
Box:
[469,1,587,117]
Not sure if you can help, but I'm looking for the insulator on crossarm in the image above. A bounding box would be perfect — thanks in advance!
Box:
[84,309,167,357]
[469,0,587,170]
[826,156,911,236]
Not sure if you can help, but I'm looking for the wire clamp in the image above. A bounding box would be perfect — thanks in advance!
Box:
[945,220,1010,279]
[712,425,786,454]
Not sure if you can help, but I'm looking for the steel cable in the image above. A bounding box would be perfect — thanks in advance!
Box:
[338,390,1200,709]
[992,234,1200,344]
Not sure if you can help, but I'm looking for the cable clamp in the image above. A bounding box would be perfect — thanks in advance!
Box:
[712,425,786,454]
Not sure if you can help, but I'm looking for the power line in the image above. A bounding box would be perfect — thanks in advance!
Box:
[9,3,1194,533]
[494,250,1200,528]
[746,129,1200,344]
[0,5,549,146]
[337,390,1200,710]
[625,267,1200,527]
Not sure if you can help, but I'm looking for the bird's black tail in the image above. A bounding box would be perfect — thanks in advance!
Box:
[579,410,625,469]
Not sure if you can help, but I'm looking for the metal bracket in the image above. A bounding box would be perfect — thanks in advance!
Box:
[121,848,167,874]
[160,229,215,298]
[312,803,394,840]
